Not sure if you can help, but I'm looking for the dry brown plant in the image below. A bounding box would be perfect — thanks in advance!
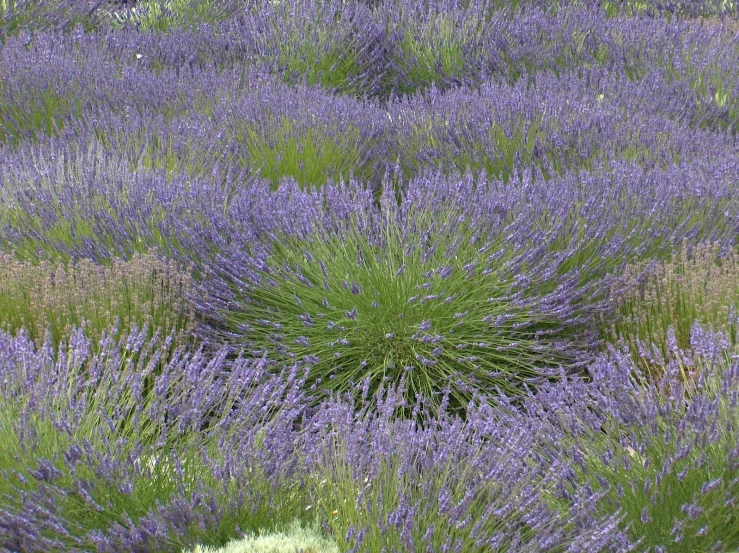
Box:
[607,240,739,384]
[0,249,196,349]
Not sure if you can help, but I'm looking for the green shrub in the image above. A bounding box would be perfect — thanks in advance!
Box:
[184,517,339,553]
[219,206,579,421]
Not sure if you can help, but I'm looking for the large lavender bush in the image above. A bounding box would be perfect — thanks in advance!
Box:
[201,157,739,420]
[294,377,633,552]
[0,325,316,552]
[517,322,739,551]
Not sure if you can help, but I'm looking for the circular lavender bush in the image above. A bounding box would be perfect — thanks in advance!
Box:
[218,196,592,421]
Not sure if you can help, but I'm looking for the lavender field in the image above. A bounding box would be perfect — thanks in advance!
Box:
[1,0,739,551]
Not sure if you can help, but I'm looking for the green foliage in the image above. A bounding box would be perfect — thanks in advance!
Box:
[232,116,368,192]
[0,83,83,147]
[0,0,107,44]
[221,206,573,421]
[277,27,363,95]
[390,115,549,188]
[391,111,640,190]
[457,117,547,185]
[261,1,373,98]
[102,0,222,33]
[690,62,739,136]
[388,13,471,97]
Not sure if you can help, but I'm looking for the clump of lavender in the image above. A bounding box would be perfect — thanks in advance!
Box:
[0,325,316,553]
[525,322,739,552]
[216,175,613,422]
[254,0,389,99]
[375,0,498,98]
[295,375,632,552]
[231,112,371,193]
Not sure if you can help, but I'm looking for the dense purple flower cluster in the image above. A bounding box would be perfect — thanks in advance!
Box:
[0,326,313,552]
[3,320,738,551]
[510,322,739,551]
[3,1,739,105]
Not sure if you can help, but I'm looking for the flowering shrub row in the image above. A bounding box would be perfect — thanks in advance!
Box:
[2,134,738,410]
[2,2,739,142]
[2,318,738,552]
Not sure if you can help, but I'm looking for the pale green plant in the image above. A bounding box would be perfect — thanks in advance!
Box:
[184,517,339,553]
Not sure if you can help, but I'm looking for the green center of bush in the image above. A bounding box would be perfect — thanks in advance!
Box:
[222,207,571,421]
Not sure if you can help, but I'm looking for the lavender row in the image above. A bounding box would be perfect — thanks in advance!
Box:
[2,2,739,111]
[3,317,739,551]
[2,127,738,408]
[1,62,736,200]
[3,0,738,44]
[2,131,737,283]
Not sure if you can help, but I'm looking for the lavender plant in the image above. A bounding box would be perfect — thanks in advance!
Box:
[212,171,638,421]
[521,324,739,552]
[0,325,317,553]
[229,113,369,192]
[0,80,84,148]
[295,376,632,552]
[223,211,551,418]
[368,0,502,98]
[100,0,220,33]
[0,0,102,43]
[253,0,388,98]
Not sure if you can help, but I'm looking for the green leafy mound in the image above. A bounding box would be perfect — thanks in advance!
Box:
[222,206,580,420]
[185,516,339,553]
